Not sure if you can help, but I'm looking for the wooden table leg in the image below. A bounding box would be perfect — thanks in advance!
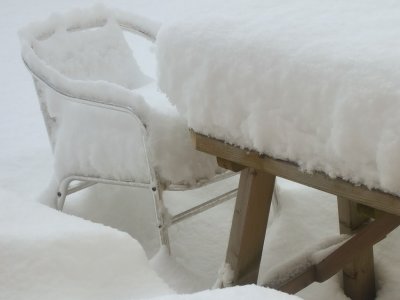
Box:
[337,196,376,300]
[224,167,275,286]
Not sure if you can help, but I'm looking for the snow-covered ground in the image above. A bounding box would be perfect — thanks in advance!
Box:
[2,1,400,299]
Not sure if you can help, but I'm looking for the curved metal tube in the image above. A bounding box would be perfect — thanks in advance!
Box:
[21,16,157,132]
[57,174,151,210]
[22,57,148,133]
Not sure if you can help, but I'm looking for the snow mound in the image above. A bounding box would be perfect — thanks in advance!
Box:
[20,5,220,185]
[157,0,400,195]
[0,193,173,300]
[149,284,302,300]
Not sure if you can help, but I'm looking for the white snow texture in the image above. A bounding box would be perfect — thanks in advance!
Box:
[149,285,302,300]
[0,193,173,300]
[0,192,301,300]
[157,0,400,195]
[20,6,220,185]
[10,1,400,300]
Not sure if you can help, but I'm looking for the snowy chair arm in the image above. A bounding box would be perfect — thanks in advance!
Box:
[20,11,158,133]
[21,52,149,132]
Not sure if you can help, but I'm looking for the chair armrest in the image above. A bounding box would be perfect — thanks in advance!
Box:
[19,9,159,131]
[22,52,149,132]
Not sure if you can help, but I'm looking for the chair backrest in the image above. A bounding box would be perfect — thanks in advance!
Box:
[31,18,151,164]
[19,6,157,151]
[20,6,222,186]
[19,7,163,183]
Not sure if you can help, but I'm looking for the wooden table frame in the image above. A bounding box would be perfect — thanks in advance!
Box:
[191,130,400,300]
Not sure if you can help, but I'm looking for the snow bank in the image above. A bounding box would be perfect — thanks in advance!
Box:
[149,285,302,300]
[20,6,220,185]
[0,193,172,300]
[157,0,400,195]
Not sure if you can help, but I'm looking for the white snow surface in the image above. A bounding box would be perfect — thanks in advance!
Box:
[20,6,220,184]
[149,285,301,300]
[4,1,400,300]
[157,0,400,195]
[0,192,173,300]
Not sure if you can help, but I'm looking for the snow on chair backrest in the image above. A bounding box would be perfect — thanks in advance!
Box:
[19,6,165,184]
[19,5,158,152]
[20,5,222,186]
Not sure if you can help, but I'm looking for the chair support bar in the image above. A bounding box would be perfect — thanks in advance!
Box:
[167,171,237,191]
[66,181,97,196]
[171,189,238,225]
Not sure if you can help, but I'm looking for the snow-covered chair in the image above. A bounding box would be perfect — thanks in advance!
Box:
[19,7,237,252]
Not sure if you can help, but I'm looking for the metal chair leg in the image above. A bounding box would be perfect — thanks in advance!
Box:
[57,178,72,211]
[151,182,171,253]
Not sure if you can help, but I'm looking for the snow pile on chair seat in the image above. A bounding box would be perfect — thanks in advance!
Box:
[149,285,302,300]
[157,0,400,195]
[0,193,173,300]
[20,6,220,185]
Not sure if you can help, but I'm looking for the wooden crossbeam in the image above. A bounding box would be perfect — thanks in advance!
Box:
[191,130,400,217]
[269,212,400,294]
[217,157,245,172]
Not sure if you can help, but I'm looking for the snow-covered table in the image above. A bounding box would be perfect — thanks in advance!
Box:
[157,1,400,299]
[191,131,400,300]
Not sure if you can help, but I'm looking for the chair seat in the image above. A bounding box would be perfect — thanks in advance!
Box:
[53,82,220,185]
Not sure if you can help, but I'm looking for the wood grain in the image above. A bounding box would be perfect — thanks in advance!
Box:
[269,212,400,295]
[225,168,275,285]
[337,197,375,300]
[191,130,400,216]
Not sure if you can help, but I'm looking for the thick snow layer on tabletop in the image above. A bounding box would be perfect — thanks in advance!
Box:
[0,192,173,300]
[21,6,220,185]
[157,0,400,195]
[149,285,302,300]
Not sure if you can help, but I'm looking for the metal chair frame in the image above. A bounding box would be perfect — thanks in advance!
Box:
[21,14,237,252]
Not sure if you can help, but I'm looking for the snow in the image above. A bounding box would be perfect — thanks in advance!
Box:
[0,192,299,300]
[149,285,302,300]
[264,235,350,289]
[0,192,173,300]
[30,12,149,89]
[213,263,234,288]
[20,6,221,185]
[157,0,400,196]
[2,1,400,300]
